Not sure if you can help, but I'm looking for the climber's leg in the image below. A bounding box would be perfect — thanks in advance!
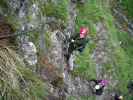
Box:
[77,45,85,53]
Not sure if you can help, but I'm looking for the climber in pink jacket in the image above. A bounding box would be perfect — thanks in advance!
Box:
[90,79,109,95]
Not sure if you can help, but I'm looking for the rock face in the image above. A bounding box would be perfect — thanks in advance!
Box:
[92,22,109,79]
[40,30,65,85]
[49,30,65,72]
[64,76,94,98]
[68,54,75,71]
[91,22,119,100]
[92,22,109,100]
[2,0,45,66]
[21,40,37,66]
[65,0,77,37]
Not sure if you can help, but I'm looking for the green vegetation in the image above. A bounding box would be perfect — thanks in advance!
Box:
[0,1,20,30]
[102,7,133,99]
[41,0,69,24]
[72,0,99,80]
[28,31,40,49]
[120,0,133,19]
[5,16,21,31]
[111,31,133,99]
[75,0,101,33]
[44,31,52,49]
[72,43,96,80]
[95,0,133,99]
[0,0,8,12]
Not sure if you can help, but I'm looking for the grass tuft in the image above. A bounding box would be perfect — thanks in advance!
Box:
[0,47,48,100]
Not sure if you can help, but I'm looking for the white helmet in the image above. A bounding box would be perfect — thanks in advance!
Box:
[95,85,100,90]
[119,96,123,100]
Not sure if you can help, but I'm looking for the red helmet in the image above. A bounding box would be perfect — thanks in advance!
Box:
[80,27,88,38]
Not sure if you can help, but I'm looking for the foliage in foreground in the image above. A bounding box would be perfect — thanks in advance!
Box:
[0,47,48,100]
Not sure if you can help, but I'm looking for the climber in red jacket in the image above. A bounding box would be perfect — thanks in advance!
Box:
[64,27,89,72]
[66,27,89,61]
[69,27,89,52]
